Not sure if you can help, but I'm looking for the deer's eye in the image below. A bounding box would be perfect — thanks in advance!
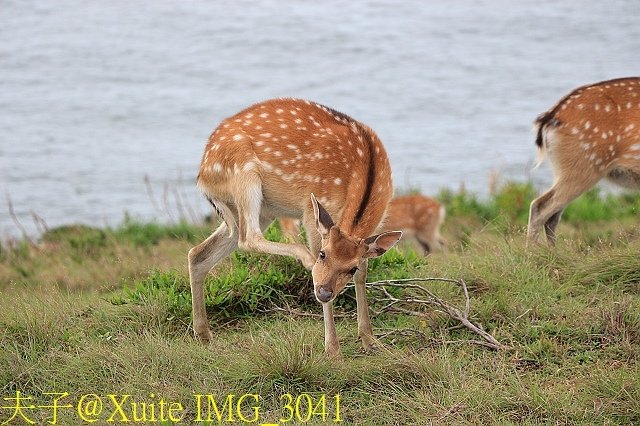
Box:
[349,266,359,275]
[319,250,326,260]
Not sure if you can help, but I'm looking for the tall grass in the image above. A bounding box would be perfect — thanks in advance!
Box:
[1,181,639,425]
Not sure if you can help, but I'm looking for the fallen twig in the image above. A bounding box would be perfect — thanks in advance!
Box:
[264,276,506,351]
[349,277,507,350]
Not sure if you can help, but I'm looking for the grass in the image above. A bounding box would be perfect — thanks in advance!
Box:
[1,182,639,425]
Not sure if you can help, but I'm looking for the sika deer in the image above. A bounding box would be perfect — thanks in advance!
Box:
[381,194,446,253]
[528,77,640,244]
[189,98,402,358]
[281,194,446,254]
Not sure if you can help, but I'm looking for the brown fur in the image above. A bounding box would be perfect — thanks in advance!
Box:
[189,98,401,358]
[528,77,640,244]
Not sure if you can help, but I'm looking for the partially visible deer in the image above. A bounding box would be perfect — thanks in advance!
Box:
[189,98,402,358]
[281,194,446,254]
[528,77,640,244]
[381,194,446,253]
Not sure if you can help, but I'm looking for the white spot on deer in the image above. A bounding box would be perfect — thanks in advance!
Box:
[274,151,282,157]
[275,168,283,176]
[334,178,342,185]
[260,133,272,138]
[280,123,288,129]
[212,162,222,173]
[290,110,297,115]
[605,104,612,112]
[259,113,269,118]
[580,143,589,151]
[233,134,243,141]
[255,125,263,130]
[577,104,584,110]
[276,109,283,114]
[357,148,363,157]
[211,144,220,151]
[255,141,265,147]
[262,162,273,171]
[624,124,636,132]
[630,144,640,151]
[294,118,302,124]
[286,144,298,150]
[571,127,579,135]
[594,104,600,111]
[602,132,608,139]
[584,121,591,130]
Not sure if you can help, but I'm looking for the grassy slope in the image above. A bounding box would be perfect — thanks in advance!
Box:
[1,185,639,425]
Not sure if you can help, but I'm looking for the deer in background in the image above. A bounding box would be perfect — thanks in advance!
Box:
[189,98,402,358]
[281,194,446,254]
[528,77,640,244]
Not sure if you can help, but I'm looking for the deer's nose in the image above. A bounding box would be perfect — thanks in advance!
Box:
[316,286,333,303]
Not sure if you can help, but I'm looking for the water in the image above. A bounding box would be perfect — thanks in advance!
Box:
[1,0,639,237]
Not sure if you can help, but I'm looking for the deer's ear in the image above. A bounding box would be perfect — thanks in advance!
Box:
[363,231,402,258]
[311,193,334,237]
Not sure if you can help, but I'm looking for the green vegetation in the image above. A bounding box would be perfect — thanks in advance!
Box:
[1,182,639,425]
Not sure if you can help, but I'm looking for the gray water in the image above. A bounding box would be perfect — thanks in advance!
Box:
[1,0,639,237]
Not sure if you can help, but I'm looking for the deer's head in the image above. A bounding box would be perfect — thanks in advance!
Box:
[310,194,402,304]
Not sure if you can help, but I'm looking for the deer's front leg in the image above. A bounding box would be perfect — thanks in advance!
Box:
[322,302,343,359]
[354,259,376,350]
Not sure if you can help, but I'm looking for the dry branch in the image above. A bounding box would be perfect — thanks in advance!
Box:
[266,276,507,351]
[349,277,507,350]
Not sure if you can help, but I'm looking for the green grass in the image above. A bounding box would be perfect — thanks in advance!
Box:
[1,182,639,425]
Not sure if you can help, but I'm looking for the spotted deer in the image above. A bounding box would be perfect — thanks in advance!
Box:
[189,98,402,358]
[281,194,446,254]
[528,77,640,244]
[381,194,446,253]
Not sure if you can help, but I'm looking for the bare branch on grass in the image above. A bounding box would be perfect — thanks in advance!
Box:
[357,278,506,350]
[265,276,506,351]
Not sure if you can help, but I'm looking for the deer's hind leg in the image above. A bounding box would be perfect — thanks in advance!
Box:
[188,222,238,342]
[235,177,316,269]
[528,174,600,245]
